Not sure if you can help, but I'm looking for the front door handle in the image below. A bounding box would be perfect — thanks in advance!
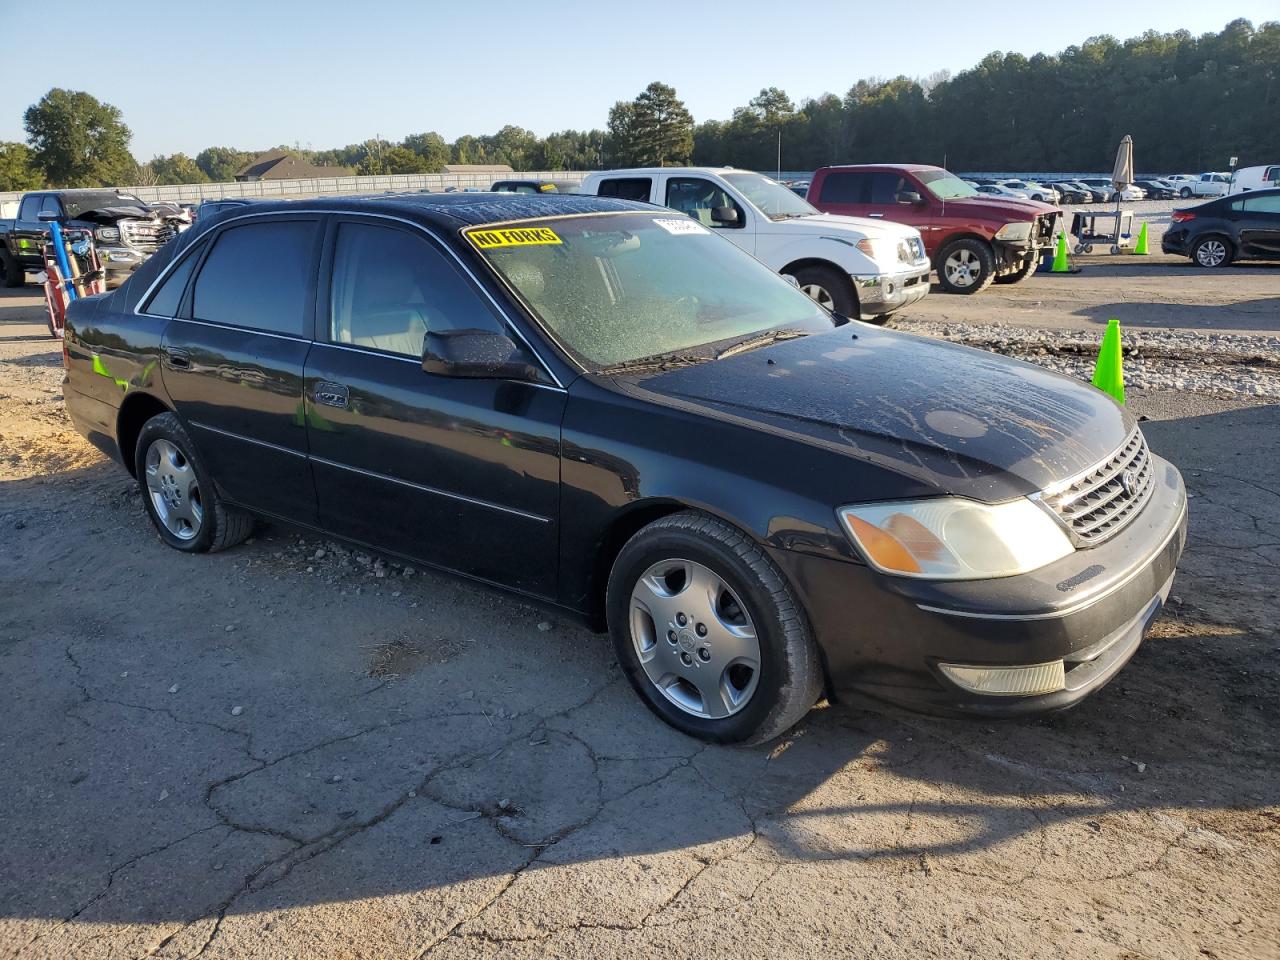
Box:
[313,381,349,409]
[868,213,884,218]
[163,348,191,370]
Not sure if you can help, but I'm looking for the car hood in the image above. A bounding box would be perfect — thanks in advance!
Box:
[628,325,1133,502]
[771,212,922,241]
[937,195,1058,220]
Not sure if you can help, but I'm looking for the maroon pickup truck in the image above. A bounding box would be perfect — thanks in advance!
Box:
[807,164,1060,294]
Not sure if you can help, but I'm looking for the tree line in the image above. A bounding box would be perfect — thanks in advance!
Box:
[1,18,1275,193]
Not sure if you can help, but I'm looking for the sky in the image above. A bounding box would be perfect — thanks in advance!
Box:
[0,0,1274,159]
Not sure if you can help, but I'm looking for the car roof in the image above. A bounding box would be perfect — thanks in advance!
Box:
[817,163,941,172]
[185,192,653,232]
[586,167,754,177]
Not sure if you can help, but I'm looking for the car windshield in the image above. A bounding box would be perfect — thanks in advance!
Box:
[721,172,816,219]
[62,192,148,218]
[918,170,979,200]
[467,213,834,368]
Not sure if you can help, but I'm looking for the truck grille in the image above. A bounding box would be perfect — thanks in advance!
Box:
[1039,427,1154,545]
[899,237,926,262]
[120,218,176,254]
[1035,213,1058,244]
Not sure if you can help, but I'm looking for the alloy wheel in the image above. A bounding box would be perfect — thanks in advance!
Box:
[629,558,761,720]
[799,283,835,311]
[1195,240,1227,267]
[144,438,203,540]
[943,249,980,288]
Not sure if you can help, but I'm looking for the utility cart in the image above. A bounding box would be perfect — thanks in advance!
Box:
[1070,209,1135,255]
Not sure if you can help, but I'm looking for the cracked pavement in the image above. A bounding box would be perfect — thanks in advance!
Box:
[2,274,1278,959]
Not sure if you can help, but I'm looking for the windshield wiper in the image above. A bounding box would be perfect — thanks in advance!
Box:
[715,329,810,360]
[598,352,709,375]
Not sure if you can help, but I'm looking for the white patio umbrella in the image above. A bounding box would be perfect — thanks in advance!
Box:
[1111,134,1135,194]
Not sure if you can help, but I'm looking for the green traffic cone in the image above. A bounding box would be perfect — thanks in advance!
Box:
[1051,232,1069,272]
[1092,319,1125,405]
[1134,221,1150,255]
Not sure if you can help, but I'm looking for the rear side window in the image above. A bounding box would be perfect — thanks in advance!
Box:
[1241,194,1280,214]
[18,196,41,220]
[596,177,651,202]
[328,221,502,357]
[142,240,205,317]
[192,220,316,336]
[818,172,868,204]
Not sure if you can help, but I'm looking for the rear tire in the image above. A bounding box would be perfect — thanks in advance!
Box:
[785,264,857,319]
[0,249,24,288]
[935,238,996,294]
[1191,235,1233,268]
[607,511,824,745]
[994,256,1038,284]
[133,412,254,553]
[1179,187,1193,199]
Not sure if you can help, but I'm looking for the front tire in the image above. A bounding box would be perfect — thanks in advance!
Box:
[936,238,996,294]
[0,249,24,288]
[133,412,254,553]
[994,256,1039,284]
[607,511,824,745]
[1179,187,1193,199]
[1191,235,1233,268]
[785,264,857,318]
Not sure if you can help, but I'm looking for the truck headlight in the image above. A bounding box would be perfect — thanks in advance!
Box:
[855,238,896,262]
[994,222,1032,242]
[95,226,120,242]
[838,498,1074,580]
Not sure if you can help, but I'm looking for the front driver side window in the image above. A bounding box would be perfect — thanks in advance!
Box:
[665,178,743,229]
[329,222,504,358]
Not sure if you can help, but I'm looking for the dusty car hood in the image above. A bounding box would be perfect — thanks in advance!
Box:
[632,325,1133,502]
[769,212,922,242]
[936,195,1059,220]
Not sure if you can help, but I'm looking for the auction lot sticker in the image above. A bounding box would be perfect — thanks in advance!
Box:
[468,227,562,248]
[653,218,709,235]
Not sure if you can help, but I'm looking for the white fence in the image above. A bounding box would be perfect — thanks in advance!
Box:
[0,170,594,208]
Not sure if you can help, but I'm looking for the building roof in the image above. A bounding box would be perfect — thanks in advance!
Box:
[235,151,352,181]
[443,163,514,173]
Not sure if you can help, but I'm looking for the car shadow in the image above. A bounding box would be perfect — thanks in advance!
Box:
[0,406,1276,941]
[1069,297,1280,334]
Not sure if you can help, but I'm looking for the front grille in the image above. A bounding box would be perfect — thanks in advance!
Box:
[120,218,176,253]
[899,237,926,262]
[1035,214,1057,243]
[1040,427,1155,545]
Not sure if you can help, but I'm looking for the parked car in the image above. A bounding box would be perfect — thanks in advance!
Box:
[490,179,577,194]
[1049,182,1091,204]
[976,184,1030,199]
[1062,180,1108,202]
[1179,173,1230,199]
[1163,175,1198,190]
[60,192,1188,743]
[0,189,176,288]
[196,198,259,220]
[806,164,1060,294]
[579,167,930,320]
[1135,180,1175,200]
[1162,188,1280,267]
[998,179,1060,203]
[1076,178,1144,201]
[1226,164,1280,195]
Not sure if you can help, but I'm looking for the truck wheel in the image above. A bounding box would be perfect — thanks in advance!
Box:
[786,264,857,319]
[994,256,1038,284]
[936,239,996,294]
[0,249,24,288]
[1179,187,1193,199]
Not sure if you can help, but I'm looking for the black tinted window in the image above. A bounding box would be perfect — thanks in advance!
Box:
[597,177,651,201]
[818,172,867,204]
[192,220,315,336]
[143,241,205,317]
[869,173,913,204]
[39,196,61,217]
[329,222,501,357]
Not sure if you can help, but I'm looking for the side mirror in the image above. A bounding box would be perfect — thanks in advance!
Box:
[896,191,924,205]
[422,329,541,381]
[37,211,62,223]
[710,205,740,225]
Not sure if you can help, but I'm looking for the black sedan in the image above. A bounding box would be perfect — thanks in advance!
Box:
[1162,188,1280,267]
[62,193,1187,744]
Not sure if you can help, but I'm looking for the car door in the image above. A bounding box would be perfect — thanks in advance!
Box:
[661,176,751,254]
[1234,194,1280,255]
[13,194,50,268]
[864,172,936,233]
[812,170,873,219]
[158,214,321,523]
[302,216,565,596]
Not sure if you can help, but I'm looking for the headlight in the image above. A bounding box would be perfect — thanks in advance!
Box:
[837,497,1074,580]
[95,226,120,242]
[994,222,1032,242]
[855,237,896,262]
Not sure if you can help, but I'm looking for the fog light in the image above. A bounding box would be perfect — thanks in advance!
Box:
[938,660,1065,696]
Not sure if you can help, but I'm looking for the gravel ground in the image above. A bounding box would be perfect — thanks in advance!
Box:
[2,271,1278,960]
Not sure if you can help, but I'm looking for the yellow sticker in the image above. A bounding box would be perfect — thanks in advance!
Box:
[468,227,562,249]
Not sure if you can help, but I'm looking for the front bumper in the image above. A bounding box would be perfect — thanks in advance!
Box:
[851,261,931,316]
[771,453,1188,717]
[98,246,147,278]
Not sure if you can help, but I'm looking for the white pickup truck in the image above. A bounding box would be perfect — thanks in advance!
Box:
[1179,173,1230,199]
[578,167,931,322]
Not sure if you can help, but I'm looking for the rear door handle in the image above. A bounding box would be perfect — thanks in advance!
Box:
[163,348,191,370]
[313,381,349,409]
